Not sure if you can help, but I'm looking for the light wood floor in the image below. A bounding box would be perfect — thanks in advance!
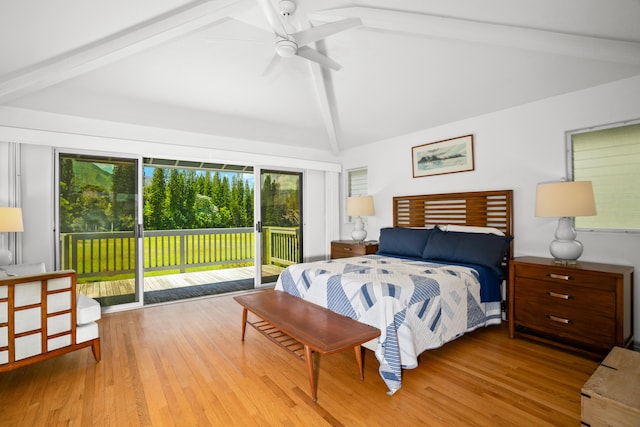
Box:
[0,291,599,426]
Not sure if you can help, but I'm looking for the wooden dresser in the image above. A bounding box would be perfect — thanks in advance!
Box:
[330,240,379,259]
[508,256,634,357]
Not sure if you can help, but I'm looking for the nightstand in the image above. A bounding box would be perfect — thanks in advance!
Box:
[508,256,634,357]
[330,240,379,259]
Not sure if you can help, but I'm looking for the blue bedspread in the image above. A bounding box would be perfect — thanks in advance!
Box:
[275,255,502,394]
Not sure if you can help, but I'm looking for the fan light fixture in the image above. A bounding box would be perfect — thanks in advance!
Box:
[275,39,297,57]
[255,0,361,71]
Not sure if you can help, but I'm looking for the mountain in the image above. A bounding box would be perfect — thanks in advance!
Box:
[73,161,113,190]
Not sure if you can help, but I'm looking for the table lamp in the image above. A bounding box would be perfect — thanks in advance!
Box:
[346,195,374,243]
[0,207,24,266]
[535,181,596,263]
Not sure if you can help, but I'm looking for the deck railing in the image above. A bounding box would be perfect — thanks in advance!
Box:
[60,227,299,280]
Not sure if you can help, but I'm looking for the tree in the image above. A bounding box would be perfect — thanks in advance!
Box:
[78,184,110,231]
[59,158,80,232]
[141,167,254,230]
[166,169,187,228]
[111,163,136,230]
[193,194,218,228]
[144,168,167,230]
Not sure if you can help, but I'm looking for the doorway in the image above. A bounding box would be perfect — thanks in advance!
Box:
[57,152,142,309]
[256,169,303,286]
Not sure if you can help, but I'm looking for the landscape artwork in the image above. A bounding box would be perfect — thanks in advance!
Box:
[412,134,474,178]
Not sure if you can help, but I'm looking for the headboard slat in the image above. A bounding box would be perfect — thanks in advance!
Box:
[393,190,514,301]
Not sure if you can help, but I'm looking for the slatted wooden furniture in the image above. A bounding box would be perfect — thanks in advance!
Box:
[234,290,381,402]
[0,270,100,372]
[393,189,514,306]
[393,189,513,257]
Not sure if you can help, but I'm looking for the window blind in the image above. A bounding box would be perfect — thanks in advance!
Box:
[572,123,640,230]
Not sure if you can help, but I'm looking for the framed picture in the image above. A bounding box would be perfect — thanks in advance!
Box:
[412,134,474,178]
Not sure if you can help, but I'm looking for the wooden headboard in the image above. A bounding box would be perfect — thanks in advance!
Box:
[393,189,514,274]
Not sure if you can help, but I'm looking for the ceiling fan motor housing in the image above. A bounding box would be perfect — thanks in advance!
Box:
[275,38,297,57]
[279,0,296,16]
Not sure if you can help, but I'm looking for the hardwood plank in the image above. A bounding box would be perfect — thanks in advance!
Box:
[0,292,599,426]
[77,265,283,298]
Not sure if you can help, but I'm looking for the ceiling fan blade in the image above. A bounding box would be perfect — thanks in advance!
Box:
[262,54,282,76]
[297,46,342,71]
[293,17,362,46]
[255,0,288,38]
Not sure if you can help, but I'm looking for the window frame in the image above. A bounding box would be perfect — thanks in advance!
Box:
[345,167,368,223]
[566,118,640,234]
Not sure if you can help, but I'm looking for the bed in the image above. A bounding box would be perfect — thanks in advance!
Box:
[275,190,513,394]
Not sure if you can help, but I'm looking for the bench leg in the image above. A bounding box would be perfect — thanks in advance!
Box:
[354,345,365,380]
[91,338,101,362]
[240,308,248,341]
[304,345,320,402]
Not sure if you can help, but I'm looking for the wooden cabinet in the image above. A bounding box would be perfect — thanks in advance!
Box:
[331,241,379,259]
[0,270,101,372]
[508,256,633,357]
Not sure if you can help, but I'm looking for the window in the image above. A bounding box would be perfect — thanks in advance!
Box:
[347,168,368,221]
[568,121,640,231]
[347,168,368,198]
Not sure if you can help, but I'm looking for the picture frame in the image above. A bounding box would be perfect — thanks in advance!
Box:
[412,134,474,178]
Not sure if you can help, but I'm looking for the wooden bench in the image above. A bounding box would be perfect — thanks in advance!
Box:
[233,290,381,402]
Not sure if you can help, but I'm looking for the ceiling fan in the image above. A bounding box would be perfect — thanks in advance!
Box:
[255,0,362,71]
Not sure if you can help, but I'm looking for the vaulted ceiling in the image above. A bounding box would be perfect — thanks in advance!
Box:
[1,0,639,155]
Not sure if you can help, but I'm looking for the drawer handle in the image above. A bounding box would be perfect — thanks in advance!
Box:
[547,291,570,300]
[548,315,571,324]
[548,273,571,281]
[343,247,352,251]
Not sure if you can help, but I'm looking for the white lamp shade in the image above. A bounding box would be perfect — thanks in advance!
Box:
[0,208,24,232]
[347,196,375,217]
[535,181,596,217]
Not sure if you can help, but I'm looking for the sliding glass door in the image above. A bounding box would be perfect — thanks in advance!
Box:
[57,152,143,309]
[57,154,303,306]
[141,160,256,303]
[256,169,303,286]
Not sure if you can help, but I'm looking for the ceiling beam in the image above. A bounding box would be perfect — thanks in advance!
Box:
[312,6,640,65]
[308,56,340,155]
[0,0,254,104]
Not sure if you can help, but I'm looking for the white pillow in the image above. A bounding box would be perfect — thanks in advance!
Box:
[1,262,46,276]
[444,224,505,236]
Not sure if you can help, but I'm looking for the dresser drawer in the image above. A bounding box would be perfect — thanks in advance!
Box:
[330,241,378,259]
[514,264,616,291]
[514,278,615,319]
[514,280,616,346]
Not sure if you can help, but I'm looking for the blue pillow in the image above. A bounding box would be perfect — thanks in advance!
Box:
[377,227,435,258]
[422,230,512,269]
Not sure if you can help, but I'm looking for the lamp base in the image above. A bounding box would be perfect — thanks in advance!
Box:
[0,248,12,267]
[351,216,367,243]
[549,217,584,263]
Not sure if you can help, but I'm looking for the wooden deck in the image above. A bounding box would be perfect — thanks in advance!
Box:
[77,265,284,299]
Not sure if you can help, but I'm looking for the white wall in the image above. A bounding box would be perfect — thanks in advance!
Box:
[340,75,640,349]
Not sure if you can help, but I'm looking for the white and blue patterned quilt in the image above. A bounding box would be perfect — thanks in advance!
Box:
[275,255,502,394]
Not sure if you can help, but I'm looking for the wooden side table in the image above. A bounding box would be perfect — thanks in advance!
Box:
[330,240,379,259]
[508,256,634,357]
